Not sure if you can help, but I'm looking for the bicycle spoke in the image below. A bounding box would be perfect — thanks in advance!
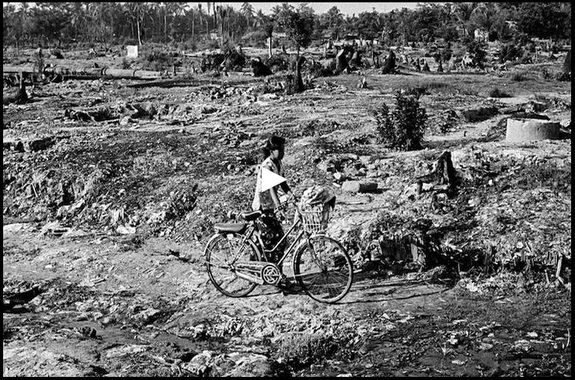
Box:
[216,274,238,286]
[206,234,259,297]
[304,272,322,287]
[294,235,353,303]
[326,270,349,283]
[207,261,231,270]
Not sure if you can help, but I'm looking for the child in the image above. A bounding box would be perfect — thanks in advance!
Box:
[252,135,294,262]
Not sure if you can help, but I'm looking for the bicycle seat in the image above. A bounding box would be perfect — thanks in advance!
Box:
[214,222,247,234]
[241,210,262,221]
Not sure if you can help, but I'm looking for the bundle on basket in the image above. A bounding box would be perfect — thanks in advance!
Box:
[298,186,336,234]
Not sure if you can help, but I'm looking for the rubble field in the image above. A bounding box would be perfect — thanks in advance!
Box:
[3,47,571,377]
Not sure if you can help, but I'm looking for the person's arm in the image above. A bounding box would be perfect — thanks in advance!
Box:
[269,186,281,209]
[280,181,291,196]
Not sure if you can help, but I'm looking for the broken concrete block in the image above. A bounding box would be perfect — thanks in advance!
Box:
[506,119,562,142]
[341,181,378,193]
[119,116,131,126]
[126,45,139,59]
[333,172,346,181]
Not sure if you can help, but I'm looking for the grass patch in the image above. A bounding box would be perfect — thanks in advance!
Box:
[510,72,529,82]
[274,332,339,368]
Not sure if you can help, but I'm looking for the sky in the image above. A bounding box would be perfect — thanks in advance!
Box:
[193,2,421,16]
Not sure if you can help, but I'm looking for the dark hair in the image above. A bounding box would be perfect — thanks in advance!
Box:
[262,135,285,158]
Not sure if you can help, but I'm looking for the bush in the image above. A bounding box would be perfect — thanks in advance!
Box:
[431,109,459,134]
[499,43,523,63]
[465,40,487,69]
[372,91,427,151]
[264,53,290,72]
[304,59,334,78]
[123,38,139,46]
[488,87,511,98]
[221,44,246,71]
[555,72,571,81]
[136,49,179,71]
[121,58,132,69]
[510,72,528,82]
[177,39,197,52]
[275,332,338,367]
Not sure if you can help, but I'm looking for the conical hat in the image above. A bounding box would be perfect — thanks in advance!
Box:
[260,167,286,192]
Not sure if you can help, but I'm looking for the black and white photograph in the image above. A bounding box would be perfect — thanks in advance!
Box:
[3,1,571,377]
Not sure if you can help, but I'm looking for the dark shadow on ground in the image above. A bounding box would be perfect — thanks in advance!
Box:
[337,269,452,305]
[423,135,504,150]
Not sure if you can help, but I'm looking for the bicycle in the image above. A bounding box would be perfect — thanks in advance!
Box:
[203,195,354,303]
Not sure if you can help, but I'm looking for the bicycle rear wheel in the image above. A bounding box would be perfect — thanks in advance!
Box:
[205,233,260,297]
[293,234,353,303]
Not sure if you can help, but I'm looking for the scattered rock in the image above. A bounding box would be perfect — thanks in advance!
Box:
[341,181,378,193]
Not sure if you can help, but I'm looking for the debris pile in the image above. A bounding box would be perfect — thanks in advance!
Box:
[3,131,204,237]
[251,58,273,77]
[332,143,571,284]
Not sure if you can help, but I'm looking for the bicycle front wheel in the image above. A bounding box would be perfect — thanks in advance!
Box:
[293,234,353,303]
[205,233,260,297]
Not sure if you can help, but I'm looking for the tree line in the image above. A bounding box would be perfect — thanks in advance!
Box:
[2,2,571,50]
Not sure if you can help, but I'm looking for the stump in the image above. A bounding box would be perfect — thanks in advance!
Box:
[416,151,457,196]
[3,76,27,105]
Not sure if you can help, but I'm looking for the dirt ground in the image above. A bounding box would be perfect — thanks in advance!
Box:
[3,226,572,377]
[3,47,571,377]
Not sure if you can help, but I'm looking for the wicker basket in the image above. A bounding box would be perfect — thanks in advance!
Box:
[300,203,332,234]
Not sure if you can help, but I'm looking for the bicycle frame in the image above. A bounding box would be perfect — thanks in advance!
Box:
[242,209,308,268]
[206,199,354,302]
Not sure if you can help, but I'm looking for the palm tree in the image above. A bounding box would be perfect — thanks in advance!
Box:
[125,2,149,45]
[454,2,478,38]
[241,2,254,30]
[197,3,209,40]
[165,2,185,42]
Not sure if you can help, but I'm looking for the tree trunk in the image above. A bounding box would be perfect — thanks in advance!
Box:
[295,46,304,93]
[137,19,142,45]
[268,36,273,58]
[164,13,167,42]
[192,17,195,41]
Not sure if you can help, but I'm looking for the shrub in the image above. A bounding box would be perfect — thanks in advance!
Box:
[372,91,427,151]
[221,44,246,70]
[123,38,139,46]
[305,59,334,78]
[431,109,459,134]
[540,68,554,81]
[555,72,571,81]
[465,40,487,69]
[510,72,528,82]
[121,58,132,69]
[139,49,175,71]
[499,43,523,63]
[275,332,338,367]
[488,87,511,98]
[264,53,291,72]
[177,39,197,52]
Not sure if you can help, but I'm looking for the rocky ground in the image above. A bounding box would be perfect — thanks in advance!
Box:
[3,47,571,376]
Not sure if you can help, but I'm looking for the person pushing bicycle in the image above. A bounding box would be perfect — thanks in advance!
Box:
[251,135,295,263]
[204,135,354,302]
